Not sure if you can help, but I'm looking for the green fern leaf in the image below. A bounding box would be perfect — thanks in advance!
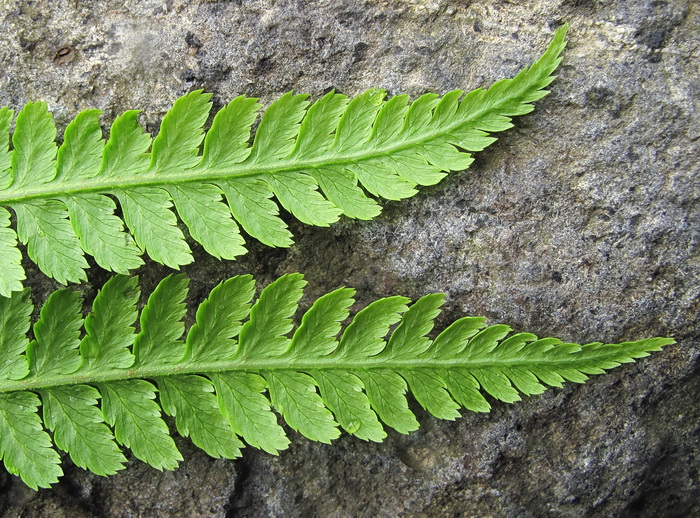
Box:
[133,274,188,367]
[0,271,671,488]
[99,379,182,470]
[0,391,62,490]
[159,374,244,459]
[0,26,568,296]
[79,275,139,371]
[41,385,126,477]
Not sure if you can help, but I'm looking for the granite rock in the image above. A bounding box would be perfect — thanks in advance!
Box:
[0,0,697,516]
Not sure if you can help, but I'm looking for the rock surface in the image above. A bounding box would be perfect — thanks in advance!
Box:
[0,0,698,516]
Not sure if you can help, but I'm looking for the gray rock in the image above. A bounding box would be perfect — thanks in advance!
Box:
[0,0,698,516]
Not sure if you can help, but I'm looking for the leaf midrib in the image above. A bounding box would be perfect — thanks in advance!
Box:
[0,132,455,204]
[0,351,619,394]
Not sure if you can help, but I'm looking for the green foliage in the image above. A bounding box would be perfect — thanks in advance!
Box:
[0,26,568,296]
[0,23,669,494]
[0,273,672,489]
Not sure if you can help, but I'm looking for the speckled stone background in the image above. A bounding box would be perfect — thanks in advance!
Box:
[0,0,698,516]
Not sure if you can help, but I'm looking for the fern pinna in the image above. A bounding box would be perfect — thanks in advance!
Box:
[0,26,567,296]
[0,273,671,489]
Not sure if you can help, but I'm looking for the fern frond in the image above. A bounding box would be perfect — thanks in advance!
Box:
[0,271,671,489]
[0,26,568,295]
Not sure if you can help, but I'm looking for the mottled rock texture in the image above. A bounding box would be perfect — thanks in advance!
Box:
[0,0,698,516]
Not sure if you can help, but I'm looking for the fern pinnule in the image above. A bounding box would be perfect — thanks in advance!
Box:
[0,271,671,489]
[0,25,568,296]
